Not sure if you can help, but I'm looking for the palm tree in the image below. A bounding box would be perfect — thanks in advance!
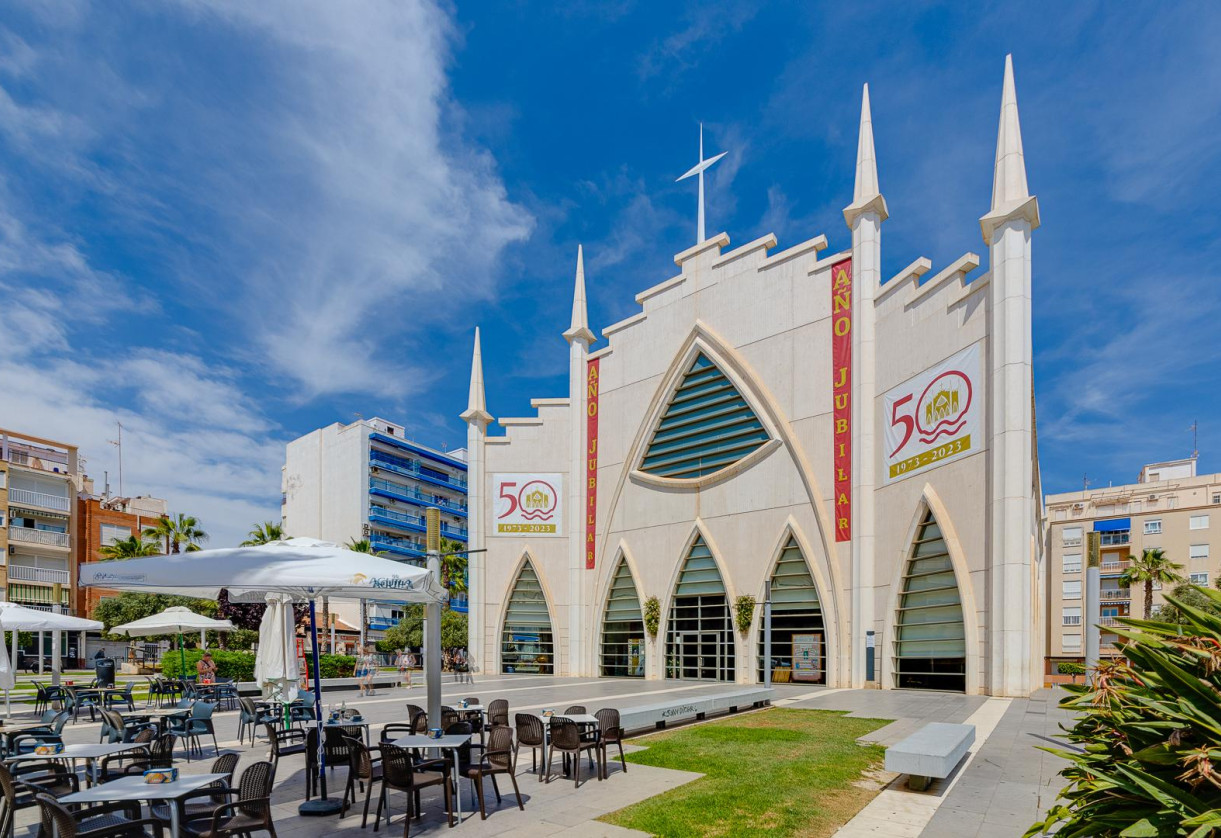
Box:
[440,538,468,598]
[346,538,383,647]
[241,521,285,546]
[99,535,161,559]
[143,513,209,554]
[1120,548,1184,619]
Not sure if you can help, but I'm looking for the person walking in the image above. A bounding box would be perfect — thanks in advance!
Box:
[397,649,413,689]
[358,645,378,696]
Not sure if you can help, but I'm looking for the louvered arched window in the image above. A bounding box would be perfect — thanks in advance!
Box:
[501,560,554,675]
[600,558,645,677]
[894,511,966,692]
[665,535,734,681]
[640,353,769,479]
[757,537,825,683]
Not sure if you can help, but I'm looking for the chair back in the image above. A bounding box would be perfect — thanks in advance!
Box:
[34,795,78,838]
[324,726,360,764]
[379,743,415,791]
[349,737,376,780]
[405,703,425,722]
[463,696,480,706]
[488,698,509,727]
[192,701,215,720]
[131,728,155,746]
[236,760,275,820]
[50,711,70,736]
[549,718,581,750]
[563,705,587,715]
[485,725,515,771]
[440,709,459,730]
[0,763,19,806]
[380,723,414,744]
[297,690,315,706]
[238,697,256,720]
[99,709,122,743]
[445,721,473,771]
[211,751,240,786]
[595,708,622,742]
[410,711,429,734]
[515,713,544,747]
[150,733,177,767]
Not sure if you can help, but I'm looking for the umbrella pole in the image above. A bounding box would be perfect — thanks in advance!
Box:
[179,633,186,680]
[299,597,341,816]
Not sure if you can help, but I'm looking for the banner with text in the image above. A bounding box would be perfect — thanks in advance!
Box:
[882,342,982,484]
[585,358,600,569]
[831,257,852,542]
[493,473,564,536]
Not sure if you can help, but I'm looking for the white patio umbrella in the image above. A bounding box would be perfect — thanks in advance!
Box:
[0,638,15,717]
[0,602,103,715]
[79,537,444,815]
[254,593,298,708]
[110,606,235,679]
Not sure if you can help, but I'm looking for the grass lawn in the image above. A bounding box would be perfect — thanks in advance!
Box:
[601,707,889,838]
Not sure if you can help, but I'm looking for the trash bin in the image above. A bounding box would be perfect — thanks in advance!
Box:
[94,657,116,688]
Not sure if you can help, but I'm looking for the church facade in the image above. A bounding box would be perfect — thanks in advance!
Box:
[461,56,1045,696]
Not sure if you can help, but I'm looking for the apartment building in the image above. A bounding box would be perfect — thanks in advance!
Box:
[1045,457,1221,666]
[282,416,469,637]
[0,430,78,613]
[76,492,168,618]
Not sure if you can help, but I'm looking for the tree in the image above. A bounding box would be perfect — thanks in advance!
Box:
[346,538,382,644]
[143,513,209,554]
[1119,548,1184,619]
[380,605,466,651]
[94,593,218,641]
[440,537,468,597]
[240,521,284,546]
[99,535,160,559]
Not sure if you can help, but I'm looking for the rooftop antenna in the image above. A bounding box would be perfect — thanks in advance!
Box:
[676,123,727,244]
[1190,419,1199,458]
[107,421,123,497]
[1083,473,1090,491]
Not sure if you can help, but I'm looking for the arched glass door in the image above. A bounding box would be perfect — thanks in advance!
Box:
[501,560,554,674]
[666,535,734,681]
[600,557,645,677]
[894,511,966,691]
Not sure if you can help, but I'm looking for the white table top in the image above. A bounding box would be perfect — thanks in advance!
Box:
[455,704,485,712]
[390,734,471,749]
[60,773,229,804]
[4,741,146,762]
[539,713,599,725]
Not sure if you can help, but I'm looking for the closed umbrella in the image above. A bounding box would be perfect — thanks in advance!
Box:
[79,536,444,816]
[0,602,103,715]
[0,636,15,717]
[254,593,298,712]
[110,606,235,680]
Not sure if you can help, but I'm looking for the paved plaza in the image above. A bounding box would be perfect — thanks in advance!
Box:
[8,675,1076,836]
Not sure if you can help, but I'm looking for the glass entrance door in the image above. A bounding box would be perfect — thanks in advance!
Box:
[697,632,720,680]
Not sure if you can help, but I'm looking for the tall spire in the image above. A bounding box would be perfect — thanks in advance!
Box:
[980,55,1039,241]
[676,123,728,245]
[843,84,888,227]
[459,327,492,426]
[563,244,595,345]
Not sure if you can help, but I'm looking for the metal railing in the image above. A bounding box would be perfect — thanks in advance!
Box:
[1062,616,1082,625]
[8,527,70,548]
[1100,561,1131,574]
[1101,590,1131,600]
[8,487,71,512]
[7,565,70,584]
[1062,537,1082,547]
[1100,532,1130,546]
[1100,616,1121,627]
[368,499,425,528]
[370,450,467,489]
[366,473,467,513]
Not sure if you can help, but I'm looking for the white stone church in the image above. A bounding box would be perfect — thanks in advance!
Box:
[460,56,1044,697]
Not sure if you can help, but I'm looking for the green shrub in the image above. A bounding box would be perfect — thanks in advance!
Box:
[1056,661,1085,676]
[1029,586,1221,836]
[317,654,356,679]
[160,649,255,681]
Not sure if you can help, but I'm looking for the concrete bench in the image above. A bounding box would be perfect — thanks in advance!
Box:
[618,687,774,734]
[884,722,975,790]
[233,673,401,696]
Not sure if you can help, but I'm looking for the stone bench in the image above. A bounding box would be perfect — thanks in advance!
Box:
[884,722,975,790]
[233,673,401,696]
[617,687,774,734]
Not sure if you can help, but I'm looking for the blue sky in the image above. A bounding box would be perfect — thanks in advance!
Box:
[1,1,1218,547]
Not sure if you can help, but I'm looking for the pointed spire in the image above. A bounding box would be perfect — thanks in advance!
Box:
[563,245,596,345]
[843,83,888,227]
[980,55,1040,242]
[460,327,492,426]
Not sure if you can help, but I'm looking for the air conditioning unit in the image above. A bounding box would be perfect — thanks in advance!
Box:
[371,467,380,474]
[1148,494,1158,501]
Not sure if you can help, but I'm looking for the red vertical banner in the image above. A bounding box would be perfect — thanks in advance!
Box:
[585,358,600,569]
[831,258,853,543]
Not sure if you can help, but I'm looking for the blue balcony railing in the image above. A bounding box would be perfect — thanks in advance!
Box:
[370,449,467,489]
[370,535,427,560]
[365,471,467,516]
[368,489,469,540]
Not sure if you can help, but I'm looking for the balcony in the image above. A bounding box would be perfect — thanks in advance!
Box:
[8,488,71,513]
[1101,590,1131,601]
[1100,531,1130,547]
[8,527,70,549]
[1100,616,1121,627]
[369,501,426,532]
[369,535,427,560]
[1100,561,1131,576]
[8,565,70,585]
[5,448,70,475]
[370,450,467,491]
[366,472,467,516]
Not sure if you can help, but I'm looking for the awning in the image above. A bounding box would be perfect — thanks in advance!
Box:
[1094,518,1131,532]
[8,506,70,521]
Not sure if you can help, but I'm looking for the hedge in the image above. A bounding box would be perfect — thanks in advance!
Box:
[160,650,356,681]
[1056,661,1085,676]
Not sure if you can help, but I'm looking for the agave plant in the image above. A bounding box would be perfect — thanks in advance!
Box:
[1029,586,1221,836]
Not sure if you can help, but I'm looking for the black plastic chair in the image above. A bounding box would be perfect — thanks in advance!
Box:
[375,743,452,832]
[514,713,547,781]
[595,708,626,778]
[465,725,524,820]
[179,760,276,838]
[546,718,600,787]
[36,793,162,838]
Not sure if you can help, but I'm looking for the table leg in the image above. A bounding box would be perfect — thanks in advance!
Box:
[453,757,461,824]
[170,799,179,838]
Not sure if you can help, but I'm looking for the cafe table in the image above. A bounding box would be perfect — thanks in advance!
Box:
[5,741,148,786]
[0,719,60,756]
[390,733,473,822]
[324,718,372,746]
[58,772,229,838]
